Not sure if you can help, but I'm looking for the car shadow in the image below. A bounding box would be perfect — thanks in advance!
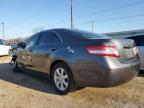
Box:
[138,70,144,77]
[0,63,57,95]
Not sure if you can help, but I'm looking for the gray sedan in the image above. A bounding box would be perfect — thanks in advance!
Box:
[13,29,140,94]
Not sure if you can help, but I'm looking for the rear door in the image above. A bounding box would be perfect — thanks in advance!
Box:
[30,31,62,73]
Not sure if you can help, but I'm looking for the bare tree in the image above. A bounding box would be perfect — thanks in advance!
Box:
[7,38,24,45]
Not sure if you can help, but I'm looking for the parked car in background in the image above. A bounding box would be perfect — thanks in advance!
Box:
[14,29,140,94]
[126,36,144,71]
[0,39,11,56]
[9,44,17,56]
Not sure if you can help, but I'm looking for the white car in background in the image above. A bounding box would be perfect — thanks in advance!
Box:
[0,39,11,56]
[127,36,144,71]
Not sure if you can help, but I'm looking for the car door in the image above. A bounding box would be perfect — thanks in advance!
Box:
[0,39,9,55]
[22,33,40,70]
[0,39,4,55]
[3,45,10,55]
[30,31,62,73]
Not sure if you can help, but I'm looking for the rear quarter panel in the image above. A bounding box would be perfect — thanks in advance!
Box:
[50,43,94,83]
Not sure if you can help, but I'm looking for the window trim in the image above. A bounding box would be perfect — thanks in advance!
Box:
[50,30,63,43]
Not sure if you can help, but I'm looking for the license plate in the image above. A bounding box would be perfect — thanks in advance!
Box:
[124,48,134,58]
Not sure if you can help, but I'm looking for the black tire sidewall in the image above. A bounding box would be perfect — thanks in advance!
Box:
[51,63,74,95]
[13,61,19,73]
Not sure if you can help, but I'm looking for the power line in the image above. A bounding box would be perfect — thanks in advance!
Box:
[53,1,144,26]
[75,13,144,26]
[75,1,144,19]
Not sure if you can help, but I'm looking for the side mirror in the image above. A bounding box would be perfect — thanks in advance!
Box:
[18,42,26,49]
[21,42,26,49]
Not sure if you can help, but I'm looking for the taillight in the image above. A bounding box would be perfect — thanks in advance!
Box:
[86,46,120,57]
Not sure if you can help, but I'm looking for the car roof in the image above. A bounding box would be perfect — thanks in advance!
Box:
[44,28,85,43]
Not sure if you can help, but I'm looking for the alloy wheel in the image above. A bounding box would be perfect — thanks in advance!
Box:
[54,67,69,91]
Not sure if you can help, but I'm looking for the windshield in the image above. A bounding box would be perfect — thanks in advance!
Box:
[0,39,4,45]
[77,30,111,39]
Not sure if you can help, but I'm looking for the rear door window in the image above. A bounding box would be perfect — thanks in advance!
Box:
[38,31,61,45]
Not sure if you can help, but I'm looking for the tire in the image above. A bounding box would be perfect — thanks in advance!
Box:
[13,61,19,73]
[8,50,12,56]
[51,63,75,95]
[140,70,144,74]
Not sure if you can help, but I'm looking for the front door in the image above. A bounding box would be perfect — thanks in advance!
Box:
[23,33,40,70]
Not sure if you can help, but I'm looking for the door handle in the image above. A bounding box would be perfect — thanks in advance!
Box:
[50,48,56,51]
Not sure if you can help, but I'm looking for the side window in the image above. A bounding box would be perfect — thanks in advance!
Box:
[38,31,61,45]
[26,33,40,47]
[127,36,144,46]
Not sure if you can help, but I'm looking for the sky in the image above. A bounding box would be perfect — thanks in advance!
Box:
[0,0,144,39]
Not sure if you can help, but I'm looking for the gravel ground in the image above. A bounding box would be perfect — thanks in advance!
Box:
[0,56,144,108]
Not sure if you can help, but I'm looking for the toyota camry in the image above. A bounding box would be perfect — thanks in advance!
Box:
[13,29,140,94]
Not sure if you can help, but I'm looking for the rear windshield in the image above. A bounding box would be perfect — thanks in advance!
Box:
[77,30,111,39]
[0,39,4,45]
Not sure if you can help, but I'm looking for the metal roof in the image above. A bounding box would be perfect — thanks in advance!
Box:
[104,29,144,38]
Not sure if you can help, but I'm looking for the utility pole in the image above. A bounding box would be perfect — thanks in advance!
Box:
[70,0,74,29]
[91,21,94,32]
[1,22,5,40]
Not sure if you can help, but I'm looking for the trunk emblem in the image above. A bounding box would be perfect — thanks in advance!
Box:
[67,46,75,54]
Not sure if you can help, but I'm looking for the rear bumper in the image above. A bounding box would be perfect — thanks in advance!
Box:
[101,63,139,87]
[70,61,140,87]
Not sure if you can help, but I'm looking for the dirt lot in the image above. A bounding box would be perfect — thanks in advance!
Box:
[0,56,144,108]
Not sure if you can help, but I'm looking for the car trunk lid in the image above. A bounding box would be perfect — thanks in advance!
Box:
[110,39,138,62]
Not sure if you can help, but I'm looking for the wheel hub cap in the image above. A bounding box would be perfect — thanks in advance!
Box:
[54,67,69,91]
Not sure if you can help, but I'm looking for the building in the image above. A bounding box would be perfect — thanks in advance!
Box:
[104,29,144,39]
